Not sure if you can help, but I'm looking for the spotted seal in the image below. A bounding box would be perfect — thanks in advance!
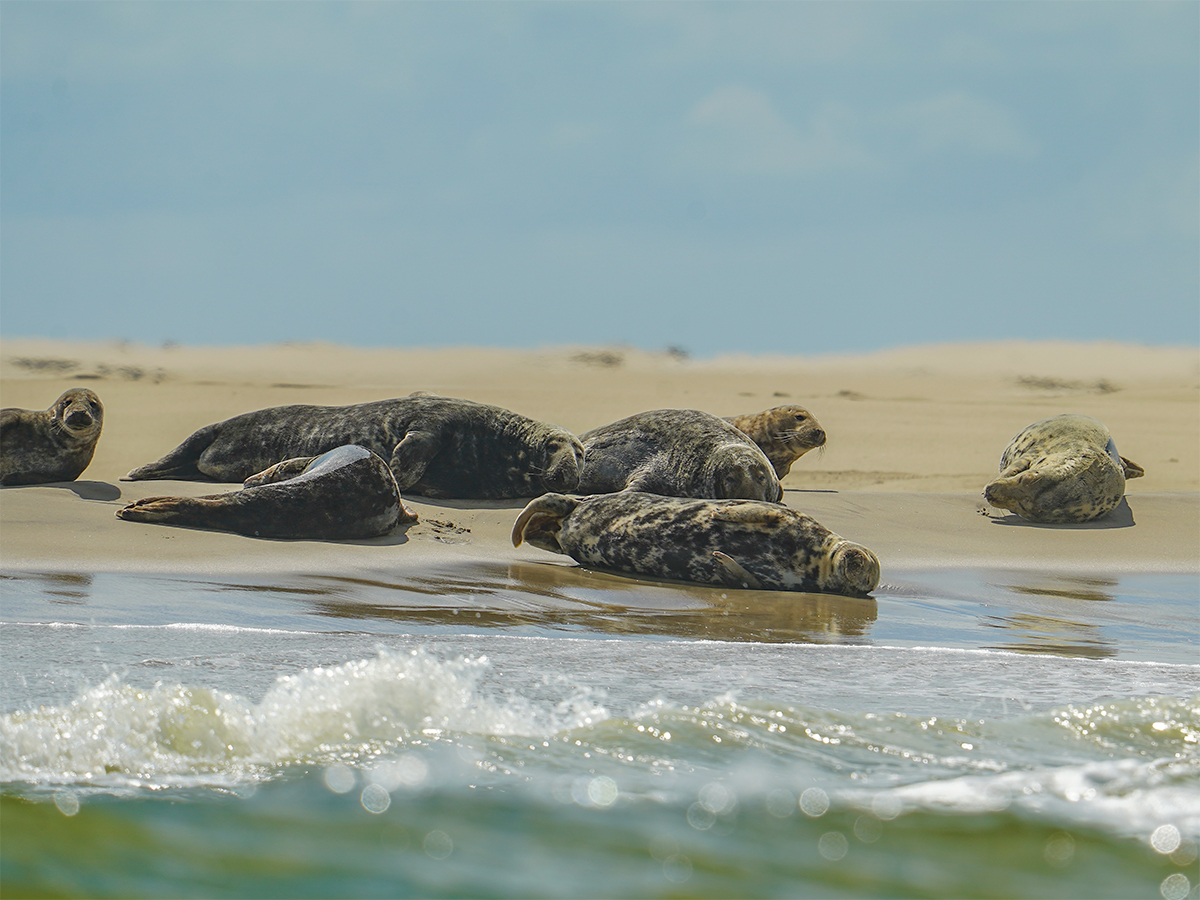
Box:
[577,409,782,501]
[1,388,104,486]
[984,414,1144,523]
[123,394,584,499]
[117,444,415,539]
[512,491,880,596]
[724,405,826,479]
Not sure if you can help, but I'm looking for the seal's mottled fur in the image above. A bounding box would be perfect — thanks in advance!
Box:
[578,409,782,501]
[123,394,584,500]
[117,444,415,539]
[724,405,826,479]
[1,389,104,486]
[984,414,1144,523]
[513,491,879,596]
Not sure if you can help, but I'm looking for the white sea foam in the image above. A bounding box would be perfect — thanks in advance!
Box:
[0,647,609,786]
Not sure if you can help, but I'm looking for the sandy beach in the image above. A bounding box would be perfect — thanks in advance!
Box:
[1,338,1197,578]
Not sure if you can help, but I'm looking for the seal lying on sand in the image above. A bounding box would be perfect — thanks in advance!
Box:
[123,394,584,499]
[577,409,782,502]
[724,405,826,479]
[512,491,880,596]
[984,414,1144,524]
[117,444,415,539]
[1,388,104,486]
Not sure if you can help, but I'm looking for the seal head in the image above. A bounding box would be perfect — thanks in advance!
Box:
[0,388,104,486]
[984,414,1144,523]
[724,405,826,479]
[117,444,416,539]
[513,491,879,596]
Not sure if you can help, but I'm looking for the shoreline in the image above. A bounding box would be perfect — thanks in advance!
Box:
[2,338,1197,582]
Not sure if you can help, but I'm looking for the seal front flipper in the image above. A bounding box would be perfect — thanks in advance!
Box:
[123,424,219,481]
[713,551,762,590]
[389,429,443,490]
[244,456,317,488]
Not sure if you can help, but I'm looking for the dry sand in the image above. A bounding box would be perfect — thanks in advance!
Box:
[1,338,1197,579]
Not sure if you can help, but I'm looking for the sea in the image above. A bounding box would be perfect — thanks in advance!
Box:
[1,560,1197,899]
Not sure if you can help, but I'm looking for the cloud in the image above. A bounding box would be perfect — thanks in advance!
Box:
[682,85,876,176]
[887,90,1038,158]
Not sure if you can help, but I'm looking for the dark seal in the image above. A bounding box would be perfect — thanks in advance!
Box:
[122,394,584,499]
[724,405,826,479]
[1,388,104,486]
[513,491,880,596]
[577,408,782,501]
[117,444,416,539]
[984,414,1144,523]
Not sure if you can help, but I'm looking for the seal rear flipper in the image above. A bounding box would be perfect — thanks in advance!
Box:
[512,493,578,553]
[713,551,762,590]
[116,495,223,526]
[122,425,219,481]
[1120,456,1144,480]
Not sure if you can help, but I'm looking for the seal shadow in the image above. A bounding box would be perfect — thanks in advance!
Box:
[0,480,122,501]
[413,496,541,511]
[987,497,1136,530]
[113,518,417,545]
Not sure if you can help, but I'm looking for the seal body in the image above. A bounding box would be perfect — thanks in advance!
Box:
[117,445,415,539]
[0,389,104,486]
[577,409,782,502]
[123,394,584,499]
[984,414,1144,523]
[724,405,826,479]
[513,491,879,596]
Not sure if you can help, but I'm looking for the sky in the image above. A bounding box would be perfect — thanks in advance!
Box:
[1,1,1197,357]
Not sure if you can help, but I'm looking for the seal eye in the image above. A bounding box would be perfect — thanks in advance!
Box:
[794,414,806,422]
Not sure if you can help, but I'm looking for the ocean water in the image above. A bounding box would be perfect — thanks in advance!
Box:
[1,564,1197,899]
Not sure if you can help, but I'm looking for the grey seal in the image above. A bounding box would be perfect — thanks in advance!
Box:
[122,394,584,499]
[984,414,1144,523]
[1,388,104,486]
[512,491,880,596]
[724,405,826,479]
[577,409,782,501]
[117,444,416,539]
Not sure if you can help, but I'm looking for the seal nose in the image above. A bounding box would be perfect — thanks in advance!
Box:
[811,428,826,446]
[65,409,94,429]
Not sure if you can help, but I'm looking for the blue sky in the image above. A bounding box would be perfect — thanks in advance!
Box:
[2,1,1197,357]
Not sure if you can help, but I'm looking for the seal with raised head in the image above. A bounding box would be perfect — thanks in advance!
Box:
[984,414,1144,524]
[117,444,416,539]
[724,405,826,479]
[577,409,782,502]
[122,394,584,500]
[1,388,104,486]
[512,491,880,596]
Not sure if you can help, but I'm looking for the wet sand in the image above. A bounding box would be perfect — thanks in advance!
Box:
[1,338,1197,583]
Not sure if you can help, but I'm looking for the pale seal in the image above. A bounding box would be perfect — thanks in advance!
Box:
[577,409,782,502]
[512,491,880,596]
[122,394,584,500]
[984,414,1144,524]
[724,405,826,479]
[117,444,416,539]
[1,388,104,486]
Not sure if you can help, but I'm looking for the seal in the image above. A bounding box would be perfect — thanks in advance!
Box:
[577,409,782,501]
[984,414,1144,523]
[1,388,104,486]
[122,394,584,500]
[724,405,826,479]
[116,444,416,539]
[513,491,880,596]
